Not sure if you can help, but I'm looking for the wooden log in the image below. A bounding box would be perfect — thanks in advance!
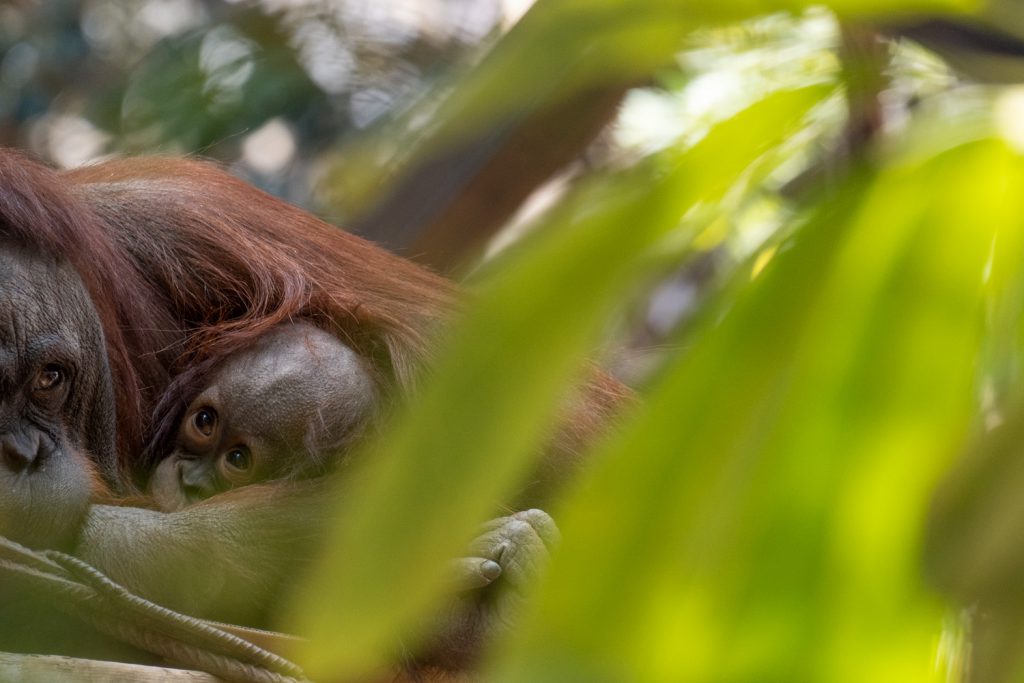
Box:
[0,652,221,682]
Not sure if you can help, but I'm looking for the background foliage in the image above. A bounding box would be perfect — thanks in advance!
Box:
[11,0,1024,680]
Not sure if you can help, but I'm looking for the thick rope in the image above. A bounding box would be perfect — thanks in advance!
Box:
[0,535,309,683]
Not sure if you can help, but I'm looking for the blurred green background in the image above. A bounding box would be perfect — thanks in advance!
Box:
[15,0,1024,681]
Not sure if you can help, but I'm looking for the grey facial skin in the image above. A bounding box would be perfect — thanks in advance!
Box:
[0,243,116,549]
[148,323,377,511]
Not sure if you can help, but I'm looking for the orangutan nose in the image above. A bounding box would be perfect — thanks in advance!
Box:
[180,464,217,502]
[0,431,41,472]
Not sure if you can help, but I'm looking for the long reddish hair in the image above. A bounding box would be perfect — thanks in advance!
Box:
[65,157,460,479]
[2,150,627,493]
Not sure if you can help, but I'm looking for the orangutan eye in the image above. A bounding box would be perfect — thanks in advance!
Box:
[223,448,251,472]
[34,364,65,392]
[193,408,217,437]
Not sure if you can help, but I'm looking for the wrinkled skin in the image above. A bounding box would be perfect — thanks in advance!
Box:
[0,244,114,550]
[148,323,377,511]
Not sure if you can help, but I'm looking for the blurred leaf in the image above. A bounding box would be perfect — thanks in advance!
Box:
[289,85,828,679]
[487,137,1021,682]
[120,18,321,152]
[328,0,975,216]
[423,0,974,152]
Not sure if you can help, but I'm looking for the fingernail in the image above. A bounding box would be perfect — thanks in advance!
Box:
[480,559,502,581]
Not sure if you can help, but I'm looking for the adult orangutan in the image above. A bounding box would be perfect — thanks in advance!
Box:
[0,149,627,672]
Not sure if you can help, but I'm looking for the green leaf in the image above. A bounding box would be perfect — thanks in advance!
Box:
[288,85,828,680]
[488,138,1021,682]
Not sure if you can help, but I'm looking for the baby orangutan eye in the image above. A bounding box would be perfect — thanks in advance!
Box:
[33,364,65,392]
[193,408,216,437]
[223,448,251,472]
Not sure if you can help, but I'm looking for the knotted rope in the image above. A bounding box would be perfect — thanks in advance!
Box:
[0,534,309,683]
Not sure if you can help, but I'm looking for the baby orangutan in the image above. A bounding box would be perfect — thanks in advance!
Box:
[148,323,377,511]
